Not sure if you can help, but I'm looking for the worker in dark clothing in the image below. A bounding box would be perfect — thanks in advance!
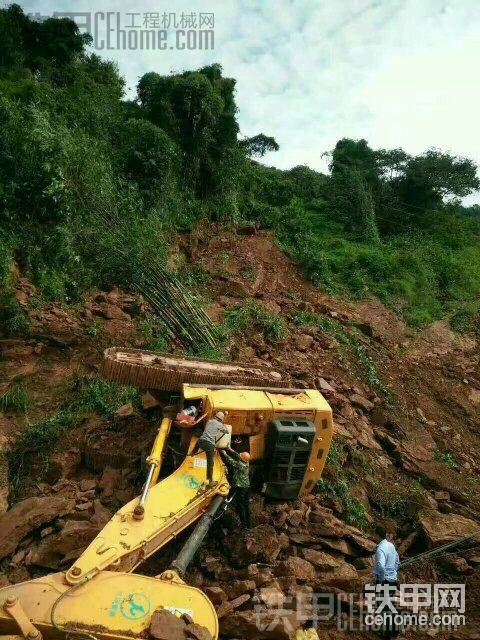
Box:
[221,445,251,530]
[190,411,228,487]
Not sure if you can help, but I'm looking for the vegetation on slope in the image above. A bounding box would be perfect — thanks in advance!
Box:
[1,4,479,338]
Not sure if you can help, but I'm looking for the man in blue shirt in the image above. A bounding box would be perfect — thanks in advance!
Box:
[372,526,400,638]
[373,529,400,583]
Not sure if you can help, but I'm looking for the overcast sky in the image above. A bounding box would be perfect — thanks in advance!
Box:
[18,0,480,203]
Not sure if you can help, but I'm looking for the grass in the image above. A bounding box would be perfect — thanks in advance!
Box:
[138,316,169,353]
[317,476,368,529]
[0,291,30,337]
[434,449,459,470]
[318,439,368,529]
[74,376,140,419]
[84,321,101,339]
[0,380,30,413]
[224,301,286,341]
[8,375,141,487]
[367,478,426,521]
[293,310,391,399]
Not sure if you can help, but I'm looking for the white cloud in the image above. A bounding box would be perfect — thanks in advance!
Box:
[19,0,480,201]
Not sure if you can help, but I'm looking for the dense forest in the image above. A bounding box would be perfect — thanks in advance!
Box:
[1,4,480,338]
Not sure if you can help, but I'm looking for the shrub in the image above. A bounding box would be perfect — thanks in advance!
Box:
[434,450,458,470]
[224,301,286,341]
[0,379,29,412]
[75,377,140,419]
[368,479,426,521]
[317,476,368,529]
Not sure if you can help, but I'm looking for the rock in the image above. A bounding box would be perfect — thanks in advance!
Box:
[294,334,314,351]
[301,549,340,570]
[314,560,360,591]
[278,556,316,581]
[434,491,450,502]
[0,494,75,560]
[220,609,297,640]
[204,586,226,604]
[246,564,274,587]
[419,511,480,546]
[114,403,135,420]
[98,467,121,497]
[184,622,213,640]
[80,478,96,492]
[226,579,256,599]
[223,524,282,566]
[26,520,99,569]
[216,594,250,620]
[468,388,480,404]
[90,303,131,322]
[0,573,10,588]
[258,585,285,607]
[349,394,374,412]
[416,407,427,423]
[318,537,354,555]
[46,449,81,483]
[8,566,30,584]
[317,377,336,393]
[397,531,418,556]
[447,557,470,574]
[75,501,93,512]
[149,608,186,640]
[0,453,9,513]
[142,391,161,411]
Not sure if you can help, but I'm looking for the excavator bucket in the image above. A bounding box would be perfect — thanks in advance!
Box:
[0,571,219,640]
[103,347,289,391]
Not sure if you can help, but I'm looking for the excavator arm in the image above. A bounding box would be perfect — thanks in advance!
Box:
[0,417,229,640]
[66,421,229,583]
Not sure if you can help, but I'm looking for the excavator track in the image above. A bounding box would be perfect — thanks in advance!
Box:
[103,347,288,391]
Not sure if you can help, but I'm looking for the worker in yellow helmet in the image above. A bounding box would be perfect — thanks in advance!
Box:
[295,621,319,640]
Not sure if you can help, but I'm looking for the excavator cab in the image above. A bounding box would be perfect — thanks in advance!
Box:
[0,349,333,640]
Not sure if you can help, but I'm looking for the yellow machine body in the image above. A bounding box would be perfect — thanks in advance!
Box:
[183,385,333,495]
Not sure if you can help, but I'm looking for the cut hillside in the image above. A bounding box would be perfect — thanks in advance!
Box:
[1,226,479,638]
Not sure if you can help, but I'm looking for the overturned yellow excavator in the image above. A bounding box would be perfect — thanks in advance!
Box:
[0,348,333,640]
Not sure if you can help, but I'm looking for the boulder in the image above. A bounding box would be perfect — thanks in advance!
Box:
[0,493,75,560]
[204,586,226,604]
[294,334,314,351]
[149,608,186,640]
[349,394,374,412]
[258,585,285,607]
[301,549,340,570]
[314,560,360,591]
[278,556,316,581]
[219,609,297,640]
[114,403,135,420]
[223,524,282,566]
[184,622,213,640]
[225,579,256,599]
[46,449,81,483]
[98,467,122,497]
[26,520,100,569]
[468,388,480,405]
[142,392,161,411]
[317,377,336,393]
[419,511,480,546]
